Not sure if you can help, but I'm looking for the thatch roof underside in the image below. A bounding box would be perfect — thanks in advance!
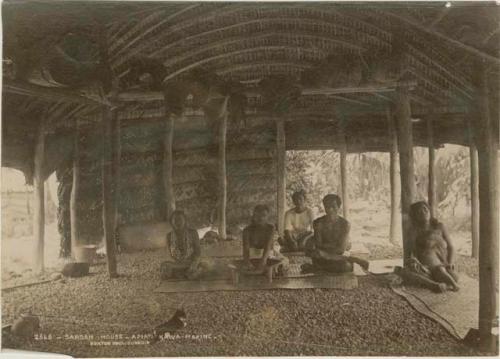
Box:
[2,1,500,182]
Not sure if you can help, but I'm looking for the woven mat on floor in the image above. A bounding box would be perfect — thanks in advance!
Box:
[155,271,358,293]
[391,274,479,339]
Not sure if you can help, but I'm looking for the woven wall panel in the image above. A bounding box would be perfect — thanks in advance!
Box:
[227,159,275,177]
[228,175,276,193]
[173,165,207,184]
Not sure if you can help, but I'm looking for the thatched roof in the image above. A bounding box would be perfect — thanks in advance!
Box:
[2,1,500,182]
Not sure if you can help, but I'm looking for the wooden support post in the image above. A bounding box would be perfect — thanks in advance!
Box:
[112,111,122,250]
[276,118,286,236]
[102,109,118,278]
[218,97,229,239]
[70,120,80,258]
[387,108,400,246]
[33,119,45,274]
[163,110,176,220]
[395,85,416,266]
[427,116,436,217]
[474,62,499,351]
[338,120,349,219]
[468,118,480,259]
[340,148,348,219]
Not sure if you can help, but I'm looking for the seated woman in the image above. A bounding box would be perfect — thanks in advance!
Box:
[160,210,214,280]
[402,201,459,292]
[281,190,315,252]
[242,204,289,274]
[304,194,369,273]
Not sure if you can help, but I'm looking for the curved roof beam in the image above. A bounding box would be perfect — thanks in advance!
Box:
[163,32,365,68]
[110,3,256,61]
[109,4,203,56]
[109,9,168,52]
[162,46,325,83]
[106,4,176,28]
[147,18,384,62]
[216,62,313,78]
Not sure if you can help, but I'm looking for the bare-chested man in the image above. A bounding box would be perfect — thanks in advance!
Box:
[305,194,368,273]
[242,204,289,273]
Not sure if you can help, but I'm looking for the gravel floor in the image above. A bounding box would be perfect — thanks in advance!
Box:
[2,249,484,357]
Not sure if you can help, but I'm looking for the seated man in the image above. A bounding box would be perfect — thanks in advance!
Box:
[305,194,368,273]
[281,190,315,252]
[160,210,214,280]
[242,204,289,274]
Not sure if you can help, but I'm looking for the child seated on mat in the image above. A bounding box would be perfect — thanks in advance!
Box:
[160,210,214,280]
[242,204,289,274]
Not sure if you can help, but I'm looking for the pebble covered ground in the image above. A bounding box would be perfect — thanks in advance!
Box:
[1,248,484,357]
